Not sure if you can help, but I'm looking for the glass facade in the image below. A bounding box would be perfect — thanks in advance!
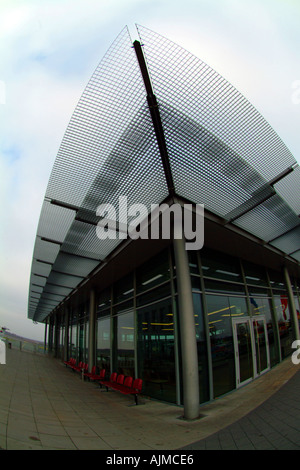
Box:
[137,297,176,403]
[53,244,300,406]
[113,306,135,377]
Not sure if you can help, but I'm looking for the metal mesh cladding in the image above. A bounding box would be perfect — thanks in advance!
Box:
[28,27,169,321]
[137,24,299,258]
[28,25,300,322]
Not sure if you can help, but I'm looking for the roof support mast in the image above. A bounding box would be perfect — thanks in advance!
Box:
[133,40,175,199]
[133,40,200,420]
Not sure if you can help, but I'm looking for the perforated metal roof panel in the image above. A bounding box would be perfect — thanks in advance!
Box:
[28,26,299,322]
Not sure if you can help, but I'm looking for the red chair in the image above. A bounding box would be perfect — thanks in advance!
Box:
[111,374,125,391]
[64,357,75,368]
[123,378,143,405]
[72,361,83,372]
[88,367,106,382]
[99,372,117,390]
[84,365,96,380]
[123,376,133,388]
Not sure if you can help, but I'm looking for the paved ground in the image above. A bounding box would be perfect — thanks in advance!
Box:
[181,367,300,450]
[0,346,299,450]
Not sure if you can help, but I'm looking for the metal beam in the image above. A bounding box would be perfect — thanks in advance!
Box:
[133,40,175,198]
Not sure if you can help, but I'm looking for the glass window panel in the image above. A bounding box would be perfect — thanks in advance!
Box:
[243,260,268,287]
[97,287,111,312]
[191,275,202,291]
[236,320,254,383]
[84,321,89,363]
[193,293,209,403]
[70,324,77,359]
[268,269,286,291]
[113,273,134,304]
[188,250,200,275]
[204,279,245,295]
[136,282,171,307]
[96,316,111,371]
[136,250,170,294]
[249,296,279,367]
[97,308,110,319]
[78,321,85,362]
[273,295,293,359]
[206,294,237,397]
[137,298,176,403]
[200,247,243,283]
[112,300,133,316]
[247,285,270,296]
[57,325,64,359]
[252,319,268,373]
[113,310,135,377]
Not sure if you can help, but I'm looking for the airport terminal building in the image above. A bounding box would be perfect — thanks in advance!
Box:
[28,26,300,419]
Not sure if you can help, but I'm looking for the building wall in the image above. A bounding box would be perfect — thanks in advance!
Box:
[52,244,300,405]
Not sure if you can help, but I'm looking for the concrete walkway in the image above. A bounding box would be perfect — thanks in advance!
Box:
[0,347,299,450]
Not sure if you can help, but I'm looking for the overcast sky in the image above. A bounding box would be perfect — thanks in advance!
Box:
[1,0,299,341]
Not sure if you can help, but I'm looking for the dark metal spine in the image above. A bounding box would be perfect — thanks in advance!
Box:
[133,40,175,198]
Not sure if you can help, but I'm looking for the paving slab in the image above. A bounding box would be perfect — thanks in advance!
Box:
[0,347,299,451]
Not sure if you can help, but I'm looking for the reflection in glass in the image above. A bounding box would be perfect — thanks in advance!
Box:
[243,261,268,287]
[193,294,209,403]
[113,273,134,304]
[188,250,199,275]
[250,297,279,366]
[70,323,77,359]
[206,295,236,397]
[273,295,293,359]
[78,321,85,362]
[113,311,135,376]
[252,320,268,373]
[137,298,176,403]
[58,325,64,359]
[136,282,171,307]
[200,247,243,283]
[97,287,111,313]
[96,315,111,371]
[236,321,253,384]
[85,321,89,363]
[136,250,170,294]
[204,279,245,295]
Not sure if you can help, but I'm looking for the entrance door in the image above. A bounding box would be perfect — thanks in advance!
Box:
[232,316,270,388]
[233,318,254,387]
[251,316,270,375]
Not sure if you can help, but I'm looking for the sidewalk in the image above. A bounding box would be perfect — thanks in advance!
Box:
[0,347,299,450]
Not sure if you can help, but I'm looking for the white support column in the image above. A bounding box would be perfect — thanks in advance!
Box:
[283,267,300,341]
[173,236,200,420]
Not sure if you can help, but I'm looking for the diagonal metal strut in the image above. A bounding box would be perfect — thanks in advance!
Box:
[133,40,175,198]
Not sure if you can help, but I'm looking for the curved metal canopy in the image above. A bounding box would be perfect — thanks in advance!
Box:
[28,25,300,322]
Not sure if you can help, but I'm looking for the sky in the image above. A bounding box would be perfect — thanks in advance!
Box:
[0,0,299,341]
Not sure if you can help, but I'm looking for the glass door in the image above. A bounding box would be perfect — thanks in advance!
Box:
[232,318,254,388]
[251,316,270,375]
[233,315,270,388]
